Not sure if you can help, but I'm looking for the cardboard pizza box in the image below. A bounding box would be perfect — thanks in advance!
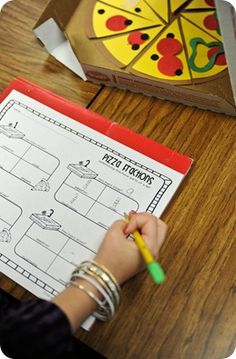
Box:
[33,0,236,116]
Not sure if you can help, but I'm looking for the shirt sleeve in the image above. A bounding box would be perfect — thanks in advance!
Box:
[0,297,75,359]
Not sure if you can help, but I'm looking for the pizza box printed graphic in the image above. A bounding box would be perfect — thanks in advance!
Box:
[34,0,236,116]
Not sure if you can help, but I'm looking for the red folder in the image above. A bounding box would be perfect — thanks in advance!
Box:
[0,77,193,174]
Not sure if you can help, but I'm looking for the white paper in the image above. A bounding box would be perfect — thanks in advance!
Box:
[33,18,87,80]
[0,347,12,359]
[0,0,11,11]
[0,90,185,326]
[224,0,236,9]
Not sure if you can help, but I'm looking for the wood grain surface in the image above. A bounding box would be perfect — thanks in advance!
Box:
[0,0,100,105]
[0,1,235,359]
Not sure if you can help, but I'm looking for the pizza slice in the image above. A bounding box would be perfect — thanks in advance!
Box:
[97,0,164,22]
[182,11,221,40]
[180,16,227,80]
[95,27,164,68]
[145,0,169,22]
[171,0,189,14]
[131,19,192,82]
[87,0,163,38]
[184,0,216,10]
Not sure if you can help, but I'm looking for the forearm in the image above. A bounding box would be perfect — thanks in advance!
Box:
[52,278,99,332]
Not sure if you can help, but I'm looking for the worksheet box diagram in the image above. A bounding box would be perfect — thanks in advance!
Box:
[59,239,94,266]
[55,185,95,215]
[56,179,138,226]
[0,125,24,139]
[0,133,59,187]
[46,257,76,285]
[0,196,21,231]
[12,160,49,186]
[66,174,105,199]
[0,147,20,172]
[23,146,59,174]
[0,135,29,156]
[86,204,123,228]
[97,187,138,213]
[26,225,66,253]
[15,236,57,271]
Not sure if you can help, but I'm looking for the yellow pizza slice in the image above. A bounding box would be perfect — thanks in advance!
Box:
[132,19,191,82]
[180,16,227,80]
[89,1,162,38]
[100,27,163,67]
[182,11,221,40]
[145,0,169,22]
[98,0,163,22]
[171,0,188,13]
[185,0,216,10]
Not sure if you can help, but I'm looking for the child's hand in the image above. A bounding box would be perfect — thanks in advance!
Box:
[94,212,167,285]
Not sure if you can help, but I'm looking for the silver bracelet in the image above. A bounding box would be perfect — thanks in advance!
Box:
[67,280,106,309]
[73,261,120,308]
[71,272,115,321]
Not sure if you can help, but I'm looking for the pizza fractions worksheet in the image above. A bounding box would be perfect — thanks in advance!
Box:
[0,90,185,303]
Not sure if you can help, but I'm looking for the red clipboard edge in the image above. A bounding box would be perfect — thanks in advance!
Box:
[0,78,193,175]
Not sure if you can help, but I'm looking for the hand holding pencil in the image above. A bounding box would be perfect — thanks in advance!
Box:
[95,211,167,285]
[124,211,166,284]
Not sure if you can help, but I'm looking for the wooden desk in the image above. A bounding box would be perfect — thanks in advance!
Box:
[0,1,235,358]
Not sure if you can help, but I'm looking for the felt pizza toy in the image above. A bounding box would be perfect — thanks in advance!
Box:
[86,0,227,83]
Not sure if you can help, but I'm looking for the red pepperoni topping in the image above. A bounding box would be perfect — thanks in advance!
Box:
[205,0,215,6]
[157,38,182,56]
[204,14,218,30]
[128,31,145,45]
[158,56,183,76]
[106,15,131,31]
[208,47,227,66]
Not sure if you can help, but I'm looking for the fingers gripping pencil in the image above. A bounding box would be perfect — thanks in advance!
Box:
[124,213,165,284]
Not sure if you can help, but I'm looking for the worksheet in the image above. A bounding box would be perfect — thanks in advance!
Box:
[0,90,189,318]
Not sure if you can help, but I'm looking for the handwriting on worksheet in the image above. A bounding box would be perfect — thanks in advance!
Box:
[0,91,183,301]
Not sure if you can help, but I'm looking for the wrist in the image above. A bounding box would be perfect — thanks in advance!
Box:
[94,255,123,284]
[71,260,120,321]
[71,277,103,301]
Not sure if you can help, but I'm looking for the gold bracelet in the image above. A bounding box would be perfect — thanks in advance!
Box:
[71,267,114,303]
[67,280,106,309]
[71,263,119,308]
[74,261,120,308]
[92,260,120,294]
[69,272,115,320]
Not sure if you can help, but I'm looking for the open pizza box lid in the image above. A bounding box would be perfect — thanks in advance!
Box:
[33,0,236,114]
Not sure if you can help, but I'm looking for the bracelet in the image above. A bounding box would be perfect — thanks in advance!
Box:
[68,276,111,321]
[74,261,120,308]
[72,272,115,321]
[67,281,105,310]
[70,260,121,321]
[92,260,120,294]
[72,266,114,305]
